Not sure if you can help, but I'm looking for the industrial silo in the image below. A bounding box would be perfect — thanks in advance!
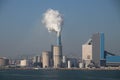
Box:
[42,51,50,68]
[53,45,62,68]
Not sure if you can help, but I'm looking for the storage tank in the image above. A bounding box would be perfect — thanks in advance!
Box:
[53,45,62,68]
[42,51,50,68]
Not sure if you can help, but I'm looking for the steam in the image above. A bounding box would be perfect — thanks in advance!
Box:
[42,9,63,36]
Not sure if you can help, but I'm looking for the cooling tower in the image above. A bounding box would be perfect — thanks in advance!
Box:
[53,45,62,68]
[42,51,50,68]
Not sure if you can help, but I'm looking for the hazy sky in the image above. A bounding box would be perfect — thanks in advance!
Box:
[0,0,120,58]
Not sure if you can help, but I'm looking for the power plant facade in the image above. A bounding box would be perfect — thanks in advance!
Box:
[82,44,92,60]
[53,45,62,68]
[92,33,105,66]
[82,33,120,68]
[82,44,92,68]
[82,33,105,67]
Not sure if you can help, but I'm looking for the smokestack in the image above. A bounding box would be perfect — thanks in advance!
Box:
[42,8,63,46]
[42,9,63,68]
[57,33,61,46]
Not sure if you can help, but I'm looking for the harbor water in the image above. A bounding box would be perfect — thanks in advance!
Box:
[0,69,120,80]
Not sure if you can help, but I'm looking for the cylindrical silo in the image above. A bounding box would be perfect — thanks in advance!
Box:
[53,45,62,68]
[42,51,50,68]
[68,60,71,68]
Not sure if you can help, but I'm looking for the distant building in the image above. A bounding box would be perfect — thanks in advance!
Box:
[62,56,67,68]
[67,57,78,68]
[33,56,41,63]
[79,62,84,68]
[0,57,9,66]
[20,59,28,67]
[32,55,42,67]
[62,56,67,63]
[68,60,71,68]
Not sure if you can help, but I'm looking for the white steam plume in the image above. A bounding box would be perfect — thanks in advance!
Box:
[42,9,63,36]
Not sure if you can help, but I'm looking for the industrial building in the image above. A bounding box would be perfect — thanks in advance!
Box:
[42,51,50,68]
[53,45,62,68]
[20,59,28,67]
[67,57,79,68]
[0,57,9,66]
[82,43,92,68]
[32,56,41,63]
[92,33,105,66]
[82,33,120,68]
[32,55,42,67]
[62,56,67,68]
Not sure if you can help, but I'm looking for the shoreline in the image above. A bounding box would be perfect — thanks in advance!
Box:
[0,67,120,70]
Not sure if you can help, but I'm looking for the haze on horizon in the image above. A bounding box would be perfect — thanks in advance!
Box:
[0,0,120,58]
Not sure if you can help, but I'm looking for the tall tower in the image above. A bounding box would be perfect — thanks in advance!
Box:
[82,43,92,68]
[42,9,63,68]
[57,33,62,46]
[42,51,50,68]
[92,33,105,67]
[53,45,62,68]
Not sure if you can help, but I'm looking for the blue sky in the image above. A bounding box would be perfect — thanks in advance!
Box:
[0,0,120,58]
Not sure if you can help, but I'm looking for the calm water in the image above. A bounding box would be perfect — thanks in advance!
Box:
[0,69,120,80]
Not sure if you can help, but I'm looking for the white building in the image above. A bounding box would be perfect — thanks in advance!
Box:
[62,56,67,63]
[82,44,92,60]
[20,59,28,67]
[82,43,92,68]
[68,60,71,68]
[79,62,84,68]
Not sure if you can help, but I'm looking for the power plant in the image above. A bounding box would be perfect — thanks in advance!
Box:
[41,9,120,69]
[42,9,63,68]
[82,33,120,68]
[1,9,120,70]
[0,32,120,69]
